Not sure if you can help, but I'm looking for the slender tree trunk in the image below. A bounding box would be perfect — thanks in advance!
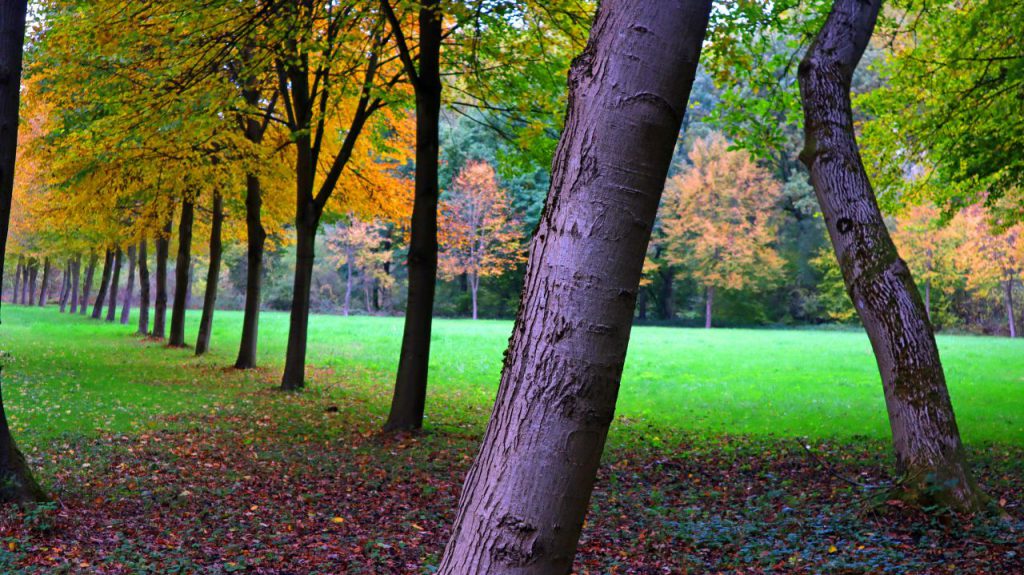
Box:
[137,239,150,336]
[281,202,320,389]
[58,259,70,312]
[91,249,113,319]
[37,257,50,306]
[704,285,714,329]
[80,253,97,315]
[19,261,27,304]
[120,244,136,324]
[0,0,47,503]
[196,192,223,356]
[1006,278,1016,338]
[798,0,983,511]
[235,173,266,368]
[152,218,171,338]
[105,247,122,322]
[385,0,443,431]
[437,2,711,570]
[657,265,673,320]
[169,198,194,347]
[636,286,648,320]
[69,255,81,313]
[470,272,479,320]
[12,256,20,304]
[27,262,36,306]
[343,246,353,317]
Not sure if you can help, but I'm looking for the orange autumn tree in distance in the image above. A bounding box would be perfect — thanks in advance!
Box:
[438,160,523,320]
[659,133,784,328]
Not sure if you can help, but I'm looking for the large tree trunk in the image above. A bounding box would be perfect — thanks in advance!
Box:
[925,277,931,323]
[37,257,50,306]
[152,219,171,338]
[704,285,714,329]
[69,255,81,313]
[281,202,320,389]
[137,240,150,335]
[169,198,194,347]
[80,253,97,315]
[385,0,442,431]
[91,249,113,319]
[798,0,983,511]
[1005,278,1016,338]
[120,244,136,324]
[196,192,223,356]
[437,1,711,571]
[0,0,47,504]
[235,173,266,368]
[105,247,122,322]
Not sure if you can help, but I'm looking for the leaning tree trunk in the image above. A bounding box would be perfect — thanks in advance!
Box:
[137,240,150,335]
[1007,278,1015,335]
[37,257,50,306]
[120,244,136,324]
[105,247,122,322]
[80,253,97,315]
[281,201,320,389]
[91,249,113,319]
[195,192,223,356]
[0,0,47,504]
[798,0,984,511]
[169,198,194,347]
[437,1,712,571]
[385,0,442,431]
[152,218,171,338]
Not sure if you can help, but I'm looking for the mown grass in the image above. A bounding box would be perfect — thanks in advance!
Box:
[1,304,1021,446]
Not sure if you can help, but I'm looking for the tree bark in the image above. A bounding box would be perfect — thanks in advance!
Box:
[19,260,27,304]
[343,244,353,317]
[657,264,673,320]
[105,247,122,322]
[91,249,113,319]
[281,202,320,389]
[152,218,172,338]
[798,0,984,511]
[58,259,70,312]
[1005,279,1016,338]
[704,285,714,329]
[120,244,136,324]
[137,239,150,336]
[12,256,20,304]
[437,1,711,571]
[37,257,50,306]
[27,262,36,306]
[80,253,97,315]
[925,278,931,323]
[385,0,443,431]
[235,174,266,368]
[470,272,479,320]
[169,198,194,347]
[0,0,47,504]
[69,254,81,313]
[196,192,223,356]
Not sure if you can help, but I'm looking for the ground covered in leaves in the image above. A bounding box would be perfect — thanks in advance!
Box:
[1,375,1021,574]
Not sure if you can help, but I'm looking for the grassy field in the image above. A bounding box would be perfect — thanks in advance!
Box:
[1,304,1021,445]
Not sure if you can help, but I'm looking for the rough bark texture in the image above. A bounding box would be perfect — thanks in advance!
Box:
[137,240,150,336]
[105,247,123,322]
[37,257,50,306]
[91,249,114,319]
[281,202,319,389]
[0,0,47,504]
[384,0,442,431]
[152,219,171,338]
[120,244,136,325]
[196,192,223,356]
[69,255,81,313]
[437,1,711,571]
[80,253,97,315]
[798,0,984,511]
[169,198,194,347]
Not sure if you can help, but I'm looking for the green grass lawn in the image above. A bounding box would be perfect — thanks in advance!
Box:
[1,304,1022,446]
